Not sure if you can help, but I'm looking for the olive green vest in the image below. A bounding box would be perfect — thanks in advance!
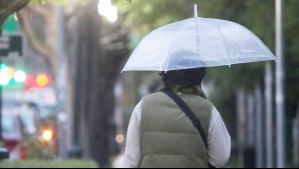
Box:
[140,87,213,168]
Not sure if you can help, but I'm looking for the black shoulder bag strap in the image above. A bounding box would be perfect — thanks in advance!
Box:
[162,89,215,168]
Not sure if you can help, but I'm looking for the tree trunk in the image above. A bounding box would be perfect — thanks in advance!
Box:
[74,1,129,167]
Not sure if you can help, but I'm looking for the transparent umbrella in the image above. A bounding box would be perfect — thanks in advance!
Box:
[122,5,276,72]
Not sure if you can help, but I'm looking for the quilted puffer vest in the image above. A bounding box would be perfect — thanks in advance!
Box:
[140,87,213,168]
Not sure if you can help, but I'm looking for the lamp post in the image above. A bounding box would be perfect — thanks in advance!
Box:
[69,14,82,158]
[265,62,273,168]
[275,0,285,167]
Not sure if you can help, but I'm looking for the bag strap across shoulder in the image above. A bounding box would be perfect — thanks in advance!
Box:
[162,89,207,147]
[162,89,215,168]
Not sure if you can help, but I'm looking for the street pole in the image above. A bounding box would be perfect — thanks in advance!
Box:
[295,102,299,167]
[255,85,264,168]
[68,15,82,158]
[275,0,285,167]
[56,6,68,159]
[0,61,2,142]
[237,89,245,168]
[265,62,273,168]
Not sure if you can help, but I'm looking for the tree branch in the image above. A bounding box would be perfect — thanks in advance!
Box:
[0,0,30,14]
[0,0,30,35]
[26,3,52,18]
[17,11,55,70]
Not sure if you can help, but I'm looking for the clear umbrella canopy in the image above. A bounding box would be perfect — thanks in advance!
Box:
[122,8,276,72]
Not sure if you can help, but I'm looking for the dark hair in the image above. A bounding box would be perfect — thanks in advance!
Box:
[159,67,206,89]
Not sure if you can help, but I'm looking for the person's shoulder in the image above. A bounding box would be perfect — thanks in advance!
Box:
[143,92,163,99]
[142,92,168,104]
[181,94,214,114]
[189,93,214,107]
[200,97,214,108]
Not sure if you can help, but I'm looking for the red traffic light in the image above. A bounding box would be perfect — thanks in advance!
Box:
[24,73,52,90]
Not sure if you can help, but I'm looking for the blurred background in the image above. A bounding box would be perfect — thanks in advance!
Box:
[0,0,298,168]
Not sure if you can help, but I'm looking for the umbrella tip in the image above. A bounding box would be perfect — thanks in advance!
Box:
[194,4,198,17]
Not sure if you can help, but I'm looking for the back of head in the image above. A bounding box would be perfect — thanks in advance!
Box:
[159,67,206,89]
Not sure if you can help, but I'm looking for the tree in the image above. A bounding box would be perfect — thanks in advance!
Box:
[1,1,167,165]
[1,0,130,166]
[66,1,129,166]
[0,0,30,35]
[18,3,59,75]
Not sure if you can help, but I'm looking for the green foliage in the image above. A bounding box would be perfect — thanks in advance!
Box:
[284,0,299,118]
[24,138,56,160]
[30,0,66,5]
[117,0,198,34]
[0,159,97,168]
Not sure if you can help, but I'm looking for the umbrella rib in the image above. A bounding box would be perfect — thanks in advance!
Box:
[195,18,200,66]
[163,19,190,71]
[217,27,232,67]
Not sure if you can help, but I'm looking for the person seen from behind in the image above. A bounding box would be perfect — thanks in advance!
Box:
[123,67,231,168]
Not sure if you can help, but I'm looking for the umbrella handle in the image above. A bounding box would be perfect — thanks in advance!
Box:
[194,4,198,17]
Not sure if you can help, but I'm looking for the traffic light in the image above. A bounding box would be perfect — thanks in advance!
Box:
[0,65,10,86]
[24,73,52,90]
[14,70,26,82]
[0,63,52,90]
[36,74,50,87]
[0,64,27,88]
